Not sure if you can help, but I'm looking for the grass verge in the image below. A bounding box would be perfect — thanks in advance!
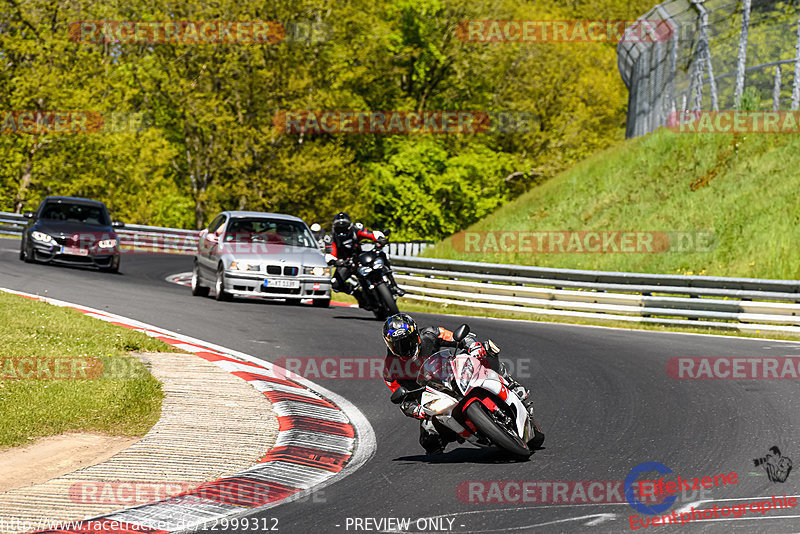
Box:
[424,129,800,280]
[0,291,179,448]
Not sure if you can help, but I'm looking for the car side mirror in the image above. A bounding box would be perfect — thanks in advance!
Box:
[112,220,125,228]
[390,386,409,404]
[23,211,34,219]
[452,324,470,343]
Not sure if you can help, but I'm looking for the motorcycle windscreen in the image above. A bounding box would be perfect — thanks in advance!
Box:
[416,349,455,387]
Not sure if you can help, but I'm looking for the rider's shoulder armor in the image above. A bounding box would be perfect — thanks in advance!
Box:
[419,326,440,339]
[354,222,364,231]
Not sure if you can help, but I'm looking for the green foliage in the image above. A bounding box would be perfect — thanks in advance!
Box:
[0,0,654,235]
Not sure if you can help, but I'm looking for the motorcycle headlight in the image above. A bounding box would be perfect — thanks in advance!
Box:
[98,239,117,248]
[458,359,475,392]
[31,231,54,244]
[424,397,455,414]
[373,258,384,269]
[358,266,372,277]
[303,266,330,276]
[230,261,260,271]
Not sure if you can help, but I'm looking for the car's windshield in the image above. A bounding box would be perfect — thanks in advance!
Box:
[224,218,317,248]
[417,349,455,387]
[39,202,110,225]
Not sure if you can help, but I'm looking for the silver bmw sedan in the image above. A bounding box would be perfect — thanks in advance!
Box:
[191,211,331,307]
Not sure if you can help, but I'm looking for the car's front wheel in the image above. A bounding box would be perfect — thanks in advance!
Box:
[215,264,232,301]
[22,241,35,264]
[192,261,210,297]
[100,256,120,274]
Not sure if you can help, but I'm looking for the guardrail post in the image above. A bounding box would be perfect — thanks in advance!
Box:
[774,66,782,111]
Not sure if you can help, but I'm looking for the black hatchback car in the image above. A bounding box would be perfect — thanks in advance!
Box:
[19,196,123,272]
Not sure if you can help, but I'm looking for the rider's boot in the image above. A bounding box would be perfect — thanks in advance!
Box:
[419,419,446,455]
[387,272,405,297]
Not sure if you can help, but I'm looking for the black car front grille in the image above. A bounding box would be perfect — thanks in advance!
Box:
[264,265,298,276]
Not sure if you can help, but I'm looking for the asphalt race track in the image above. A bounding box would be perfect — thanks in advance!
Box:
[2,237,799,534]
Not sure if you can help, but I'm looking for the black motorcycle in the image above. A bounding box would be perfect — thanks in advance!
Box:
[326,231,400,320]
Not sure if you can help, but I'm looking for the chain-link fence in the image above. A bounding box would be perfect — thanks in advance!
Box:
[618,0,800,138]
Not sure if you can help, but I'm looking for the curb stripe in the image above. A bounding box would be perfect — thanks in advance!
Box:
[259,446,349,472]
[0,289,359,534]
[277,416,356,437]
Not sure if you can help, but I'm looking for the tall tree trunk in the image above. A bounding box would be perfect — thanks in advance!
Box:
[13,137,40,213]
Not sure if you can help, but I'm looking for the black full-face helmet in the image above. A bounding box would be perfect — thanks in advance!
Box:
[383,313,421,360]
[332,212,352,238]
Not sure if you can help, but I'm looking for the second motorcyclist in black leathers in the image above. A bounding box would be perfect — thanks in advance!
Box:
[325,212,404,303]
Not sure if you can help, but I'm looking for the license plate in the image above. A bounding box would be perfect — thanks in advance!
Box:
[263,279,300,289]
[61,246,89,256]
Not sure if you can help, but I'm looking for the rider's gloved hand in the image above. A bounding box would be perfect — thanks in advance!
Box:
[400,399,425,420]
[325,254,336,266]
[377,236,388,246]
[467,341,487,359]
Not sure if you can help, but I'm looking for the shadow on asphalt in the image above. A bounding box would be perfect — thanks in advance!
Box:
[393,446,544,464]
[18,259,123,276]
[330,314,382,322]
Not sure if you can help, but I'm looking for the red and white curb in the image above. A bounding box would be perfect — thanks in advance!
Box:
[165,272,359,308]
[0,288,375,534]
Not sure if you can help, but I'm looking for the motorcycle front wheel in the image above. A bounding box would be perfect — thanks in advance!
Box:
[465,402,531,459]
[372,282,399,320]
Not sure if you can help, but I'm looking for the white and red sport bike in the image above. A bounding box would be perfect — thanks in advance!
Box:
[391,325,545,459]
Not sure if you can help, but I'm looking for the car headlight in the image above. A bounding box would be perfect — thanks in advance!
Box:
[31,231,54,244]
[303,266,330,276]
[98,239,117,248]
[230,261,260,271]
[358,266,372,277]
[373,258,384,270]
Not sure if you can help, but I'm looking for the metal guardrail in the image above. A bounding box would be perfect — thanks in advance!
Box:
[391,256,800,334]
[5,211,798,333]
[0,212,432,257]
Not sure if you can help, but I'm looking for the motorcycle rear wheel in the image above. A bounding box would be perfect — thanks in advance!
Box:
[465,402,531,459]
